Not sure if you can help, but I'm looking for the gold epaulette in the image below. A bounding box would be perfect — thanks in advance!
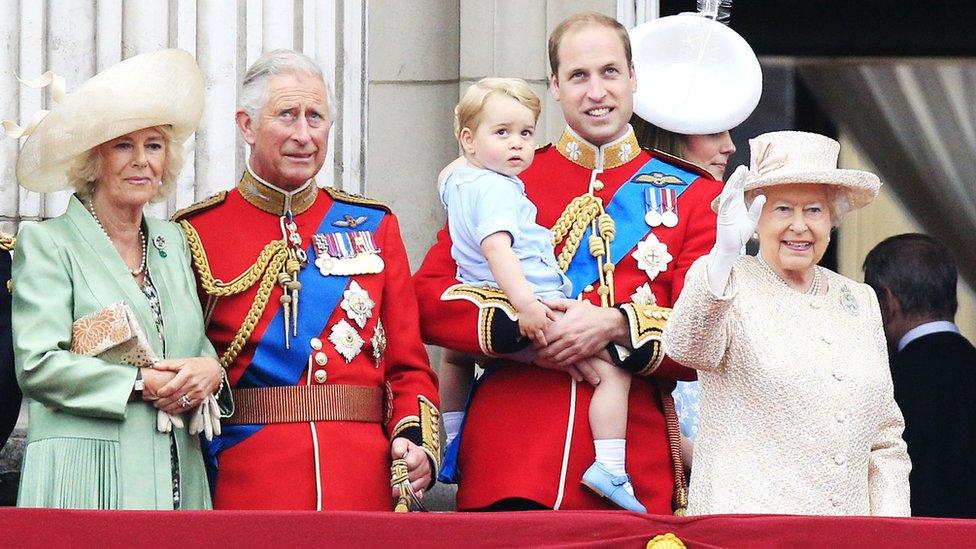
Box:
[324,186,390,213]
[172,191,228,221]
[0,233,15,252]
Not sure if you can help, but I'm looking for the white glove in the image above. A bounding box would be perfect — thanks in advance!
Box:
[189,394,222,441]
[156,410,185,433]
[443,411,465,447]
[708,165,766,295]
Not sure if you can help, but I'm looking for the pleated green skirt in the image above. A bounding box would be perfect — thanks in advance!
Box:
[17,400,212,510]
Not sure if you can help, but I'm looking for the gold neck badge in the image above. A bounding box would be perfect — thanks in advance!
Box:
[555,126,641,171]
[237,167,317,216]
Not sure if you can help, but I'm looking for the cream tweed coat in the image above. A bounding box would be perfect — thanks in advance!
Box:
[664,255,910,516]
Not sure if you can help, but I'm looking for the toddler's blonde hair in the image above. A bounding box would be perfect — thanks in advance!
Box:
[454,77,541,140]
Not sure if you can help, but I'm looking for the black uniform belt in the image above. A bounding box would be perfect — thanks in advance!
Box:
[224,384,383,425]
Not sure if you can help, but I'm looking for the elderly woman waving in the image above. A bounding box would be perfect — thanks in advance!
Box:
[10,50,224,509]
[664,131,911,516]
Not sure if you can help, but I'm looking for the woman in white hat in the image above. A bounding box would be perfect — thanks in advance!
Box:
[10,49,223,509]
[663,131,911,516]
[628,10,762,471]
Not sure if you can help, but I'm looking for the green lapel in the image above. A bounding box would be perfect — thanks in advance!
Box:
[63,195,165,359]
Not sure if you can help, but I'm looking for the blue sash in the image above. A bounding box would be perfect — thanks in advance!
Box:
[562,158,698,295]
[205,198,384,473]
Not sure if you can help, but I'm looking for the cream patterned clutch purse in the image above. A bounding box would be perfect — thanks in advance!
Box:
[70,301,157,366]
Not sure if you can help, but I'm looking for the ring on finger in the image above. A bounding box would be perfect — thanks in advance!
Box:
[179,394,191,408]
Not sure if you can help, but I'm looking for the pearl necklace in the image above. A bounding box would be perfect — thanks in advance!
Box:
[88,198,147,277]
[757,252,822,295]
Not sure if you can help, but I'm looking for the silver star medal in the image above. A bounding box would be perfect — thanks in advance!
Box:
[631,234,673,281]
[371,320,387,368]
[329,319,365,362]
[341,281,375,328]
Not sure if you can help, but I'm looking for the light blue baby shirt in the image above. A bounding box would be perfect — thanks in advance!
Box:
[440,165,572,300]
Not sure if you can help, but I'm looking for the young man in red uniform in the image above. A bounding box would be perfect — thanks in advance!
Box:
[176,49,440,510]
[414,12,722,513]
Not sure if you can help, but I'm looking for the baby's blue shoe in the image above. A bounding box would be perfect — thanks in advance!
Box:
[581,462,647,513]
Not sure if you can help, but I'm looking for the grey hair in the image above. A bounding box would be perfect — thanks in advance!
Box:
[745,184,852,227]
[69,125,185,203]
[239,49,336,127]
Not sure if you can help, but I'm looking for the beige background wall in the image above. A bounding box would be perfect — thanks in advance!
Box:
[367,0,616,268]
[837,135,976,341]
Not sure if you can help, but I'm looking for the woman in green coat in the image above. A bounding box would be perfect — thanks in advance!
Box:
[10,49,224,509]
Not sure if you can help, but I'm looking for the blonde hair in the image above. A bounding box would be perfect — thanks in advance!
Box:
[454,78,541,140]
[69,125,185,203]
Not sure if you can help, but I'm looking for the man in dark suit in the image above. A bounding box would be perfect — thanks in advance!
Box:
[864,233,976,518]
[0,246,20,450]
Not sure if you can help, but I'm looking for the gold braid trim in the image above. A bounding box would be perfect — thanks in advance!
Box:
[550,194,602,271]
[620,303,669,376]
[419,396,442,466]
[180,220,290,367]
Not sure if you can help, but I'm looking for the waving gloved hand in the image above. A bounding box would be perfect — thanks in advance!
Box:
[708,165,766,295]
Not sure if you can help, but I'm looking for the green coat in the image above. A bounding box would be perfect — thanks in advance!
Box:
[13,195,215,509]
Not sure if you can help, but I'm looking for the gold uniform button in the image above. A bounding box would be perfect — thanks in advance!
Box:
[314,369,328,383]
[310,337,323,351]
[593,180,605,191]
[314,352,328,366]
[583,284,594,293]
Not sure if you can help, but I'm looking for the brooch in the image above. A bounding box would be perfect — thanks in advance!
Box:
[152,235,167,258]
[632,234,673,281]
[839,284,860,316]
[329,319,365,363]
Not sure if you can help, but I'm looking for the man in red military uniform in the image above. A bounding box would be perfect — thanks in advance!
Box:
[414,12,721,513]
[177,49,439,511]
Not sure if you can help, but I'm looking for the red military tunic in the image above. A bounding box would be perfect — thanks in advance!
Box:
[177,170,439,510]
[414,127,721,513]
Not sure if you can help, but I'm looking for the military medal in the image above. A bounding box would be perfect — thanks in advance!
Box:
[660,188,679,228]
[329,319,365,362]
[341,281,374,328]
[371,320,387,368]
[632,233,673,281]
[313,231,384,276]
[630,282,657,306]
[840,284,860,316]
[644,188,662,227]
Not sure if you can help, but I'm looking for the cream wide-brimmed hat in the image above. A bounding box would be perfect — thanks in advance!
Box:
[15,49,204,193]
[630,12,762,135]
[736,131,881,210]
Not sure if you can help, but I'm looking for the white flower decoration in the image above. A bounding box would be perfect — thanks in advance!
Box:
[566,140,581,161]
[631,234,673,281]
[618,142,633,162]
[630,283,657,306]
[329,319,365,363]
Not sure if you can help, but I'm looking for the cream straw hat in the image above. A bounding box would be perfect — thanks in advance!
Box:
[15,49,204,193]
[723,131,881,211]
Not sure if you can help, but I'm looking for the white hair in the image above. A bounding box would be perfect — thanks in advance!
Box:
[745,184,852,227]
[239,49,336,128]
